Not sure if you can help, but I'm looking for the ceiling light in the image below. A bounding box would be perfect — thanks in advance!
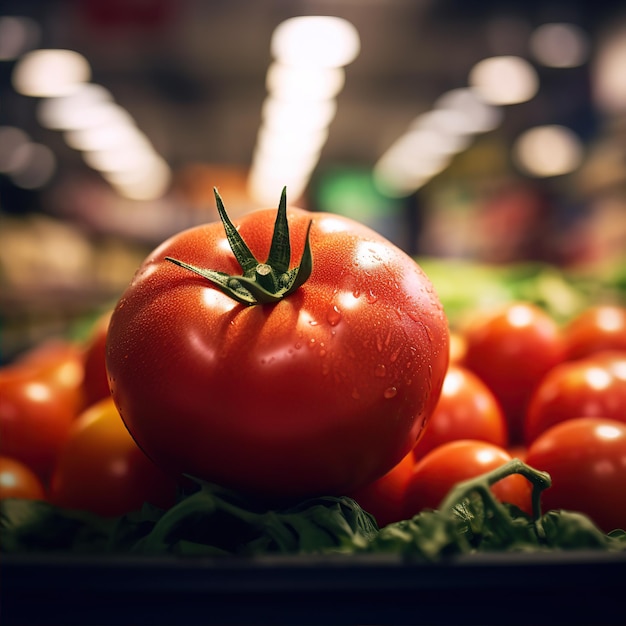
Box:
[593,29,626,113]
[271,16,360,68]
[9,142,56,189]
[37,84,114,129]
[266,63,345,101]
[262,97,337,132]
[0,16,40,60]
[512,124,584,177]
[469,56,539,105]
[433,88,503,133]
[0,126,30,172]
[12,49,91,97]
[530,23,589,68]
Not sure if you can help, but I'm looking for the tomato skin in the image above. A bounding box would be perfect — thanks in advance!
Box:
[347,450,415,528]
[563,305,626,361]
[0,455,46,501]
[49,397,178,517]
[81,312,112,407]
[0,350,83,481]
[525,417,626,533]
[461,302,565,445]
[524,351,626,445]
[403,440,533,519]
[413,364,508,460]
[106,206,449,499]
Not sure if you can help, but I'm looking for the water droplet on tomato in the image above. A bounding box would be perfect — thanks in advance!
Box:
[374,364,386,377]
[366,289,378,304]
[375,334,384,353]
[327,305,342,326]
[389,346,401,363]
[384,387,397,399]
[351,388,361,400]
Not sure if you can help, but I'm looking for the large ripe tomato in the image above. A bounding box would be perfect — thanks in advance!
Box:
[461,302,565,445]
[563,305,626,361]
[525,417,626,533]
[346,450,415,528]
[49,397,178,517]
[0,342,85,482]
[412,364,508,460]
[403,440,532,519]
[524,350,626,444]
[0,455,46,501]
[106,189,449,500]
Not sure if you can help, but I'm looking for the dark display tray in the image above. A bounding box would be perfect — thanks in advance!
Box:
[2,550,626,626]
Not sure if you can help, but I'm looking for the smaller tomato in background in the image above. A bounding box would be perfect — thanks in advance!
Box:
[403,440,532,520]
[347,450,415,528]
[525,417,626,533]
[524,351,626,445]
[413,364,508,461]
[461,302,565,445]
[448,330,468,365]
[0,362,80,482]
[81,311,113,407]
[0,455,46,501]
[563,305,626,361]
[49,396,179,517]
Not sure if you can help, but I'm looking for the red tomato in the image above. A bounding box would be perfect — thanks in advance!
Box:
[106,190,449,499]
[563,305,626,361]
[413,364,508,460]
[0,356,81,481]
[49,397,178,517]
[82,311,112,407]
[448,330,467,365]
[15,338,86,414]
[347,450,415,528]
[403,440,533,519]
[524,351,626,445]
[0,455,46,501]
[525,417,626,533]
[461,302,565,445]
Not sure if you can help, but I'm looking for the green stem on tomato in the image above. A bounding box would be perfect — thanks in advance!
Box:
[438,458,552,540]
[165,187,313,306]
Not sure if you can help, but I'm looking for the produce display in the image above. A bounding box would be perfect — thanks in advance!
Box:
[2,189,626,559]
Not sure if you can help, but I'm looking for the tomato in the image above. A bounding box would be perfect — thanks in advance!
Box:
[347,450,415,528]
[81,311,112,407]
[524,350,626,444]
[461,302,565,445]
[563,305,626,361]
[412,364,508,460]
[0,455,46,501]
[0,346,84,482]
[448,330,467,365]
[49,397,178,517]
[403,440,533,519]
[15,338,86,414]
[106,189,449,500]
[525,417,626,533]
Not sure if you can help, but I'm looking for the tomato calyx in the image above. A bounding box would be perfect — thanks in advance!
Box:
[165,187,313,305]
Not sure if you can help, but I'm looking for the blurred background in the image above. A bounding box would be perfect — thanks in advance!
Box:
[1,0,626,362]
